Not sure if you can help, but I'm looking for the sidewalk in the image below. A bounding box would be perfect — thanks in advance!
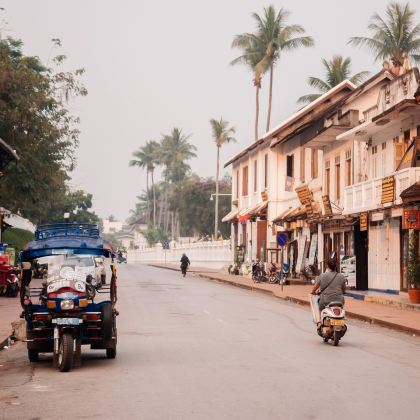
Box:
[0,297,21,349]
[150,263,420,336]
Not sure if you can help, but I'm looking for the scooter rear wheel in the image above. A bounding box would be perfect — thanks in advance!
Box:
[333,330,340,346]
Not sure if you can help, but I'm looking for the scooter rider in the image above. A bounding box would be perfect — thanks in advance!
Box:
[311,256,346,311]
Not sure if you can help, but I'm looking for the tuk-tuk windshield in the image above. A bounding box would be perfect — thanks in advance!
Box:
[33,254,95,284]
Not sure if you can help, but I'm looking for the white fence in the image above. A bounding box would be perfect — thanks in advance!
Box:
[127,240,232,269]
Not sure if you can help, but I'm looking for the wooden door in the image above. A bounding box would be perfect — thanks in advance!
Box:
[256,220,267,261]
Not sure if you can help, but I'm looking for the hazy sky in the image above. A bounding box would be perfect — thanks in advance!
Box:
[2,0,403,220]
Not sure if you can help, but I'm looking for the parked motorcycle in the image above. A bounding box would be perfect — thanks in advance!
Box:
[0,266,19,297]
[276,262,290,285]
[310,295,347,346]
[267,263,278,283]
[251,260,267,283]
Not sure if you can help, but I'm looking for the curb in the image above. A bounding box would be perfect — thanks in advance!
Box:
[0,334,10,351]
[151,264,420,337]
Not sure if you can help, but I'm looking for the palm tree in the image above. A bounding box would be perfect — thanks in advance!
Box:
[349,2,420,71]
[129,140,160,224]
[159,128,197,237]
[209,117,236,239]
[159,128,197,183]
[297,55,370,104]
[231,37,268,141]
[239,5,314,132]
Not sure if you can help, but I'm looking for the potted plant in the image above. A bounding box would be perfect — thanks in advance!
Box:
[407,231,420,304]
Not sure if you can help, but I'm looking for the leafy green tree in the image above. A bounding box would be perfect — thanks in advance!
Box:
[177,176,232,238]
[129,140,160,224]
[297,55,369,104]
[42,190,99,224]
[234,6,314,131]
[209,118,235,239]
[0,37,88,223]
[349,2,420,67]
[231,37,267,141]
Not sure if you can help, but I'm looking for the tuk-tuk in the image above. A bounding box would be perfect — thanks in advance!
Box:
[20,223,118,372]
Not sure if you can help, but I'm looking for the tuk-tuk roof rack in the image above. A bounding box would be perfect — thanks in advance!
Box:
[35,223,100,240]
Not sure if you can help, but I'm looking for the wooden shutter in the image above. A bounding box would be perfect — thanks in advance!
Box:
[394,143,404,170]
[242,166,248,196]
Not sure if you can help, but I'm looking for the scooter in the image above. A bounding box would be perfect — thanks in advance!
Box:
[310,295,347,346]
[276,262,290,285]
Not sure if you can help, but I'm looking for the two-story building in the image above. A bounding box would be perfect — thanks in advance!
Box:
[224,66,420,293]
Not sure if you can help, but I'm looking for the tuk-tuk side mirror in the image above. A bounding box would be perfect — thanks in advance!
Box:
[21,262,31,270]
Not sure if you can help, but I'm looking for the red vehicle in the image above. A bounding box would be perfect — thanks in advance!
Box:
[0,256,19,297]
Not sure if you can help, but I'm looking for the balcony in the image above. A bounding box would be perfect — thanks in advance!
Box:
[343,167,420,214]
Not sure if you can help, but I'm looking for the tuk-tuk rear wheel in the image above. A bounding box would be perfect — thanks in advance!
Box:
[57,332,74,372]
[106,344,116,359]
[28,349,39,362]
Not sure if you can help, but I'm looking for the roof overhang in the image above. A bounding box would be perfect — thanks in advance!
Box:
[224,138,266,168]
[337,100,420,142]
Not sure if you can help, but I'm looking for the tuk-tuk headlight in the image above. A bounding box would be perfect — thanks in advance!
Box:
[60,299,74,310]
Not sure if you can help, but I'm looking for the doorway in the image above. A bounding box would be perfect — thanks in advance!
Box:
[256,220,267,261]
[354,223,368,290]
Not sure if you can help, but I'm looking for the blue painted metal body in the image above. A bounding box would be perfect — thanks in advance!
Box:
[21,223,113,261]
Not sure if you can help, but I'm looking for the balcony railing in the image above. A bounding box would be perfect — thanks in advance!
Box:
[343,167,420,214]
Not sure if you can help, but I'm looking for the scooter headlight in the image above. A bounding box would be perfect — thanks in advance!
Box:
[60,299,75,310]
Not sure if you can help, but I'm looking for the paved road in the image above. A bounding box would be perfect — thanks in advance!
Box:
[1,264,420,420]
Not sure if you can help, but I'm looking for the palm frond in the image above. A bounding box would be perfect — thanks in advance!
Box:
[297,93,322,105]
[307,77,331,92]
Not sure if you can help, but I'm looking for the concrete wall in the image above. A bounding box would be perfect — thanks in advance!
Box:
[127,240,232,270]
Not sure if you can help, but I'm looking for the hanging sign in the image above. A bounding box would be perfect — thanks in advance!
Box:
[322,195,333,216]
[381,176,395,204]
[308,233,318,266]
[360,213,368,231]
[371,212,384,222]
[296,185,314,218]
[403,210,420,229]
[296,235,307,273]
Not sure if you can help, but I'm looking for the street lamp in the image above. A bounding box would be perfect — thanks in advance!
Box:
[209,193,232,239]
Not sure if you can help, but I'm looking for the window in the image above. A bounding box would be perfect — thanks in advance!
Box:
[264,154,268,188]
[381,142,387,176]
[287,154,294,178]
[345,149,351,186]
[335,156,341,200]
[300,148,305,182]
[371,145,378,178]
[311,149,318,179]
[236,170,239,199]
[253,160,258,192]
[404,129,411,153]
[242,166,248,196]
[325,160,330,195]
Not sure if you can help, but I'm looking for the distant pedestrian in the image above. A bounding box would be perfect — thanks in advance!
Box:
[180,253,190,277]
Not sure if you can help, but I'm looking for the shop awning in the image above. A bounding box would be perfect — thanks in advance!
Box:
[222,208,239,223]
[248,201,268,217]
[272,206,306,224]
[400,181,420,203]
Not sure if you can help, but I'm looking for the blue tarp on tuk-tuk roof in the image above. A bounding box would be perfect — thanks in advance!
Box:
[21,223,113,260]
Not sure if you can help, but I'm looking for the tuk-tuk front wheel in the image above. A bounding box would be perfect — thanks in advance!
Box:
[57,332,74,372]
